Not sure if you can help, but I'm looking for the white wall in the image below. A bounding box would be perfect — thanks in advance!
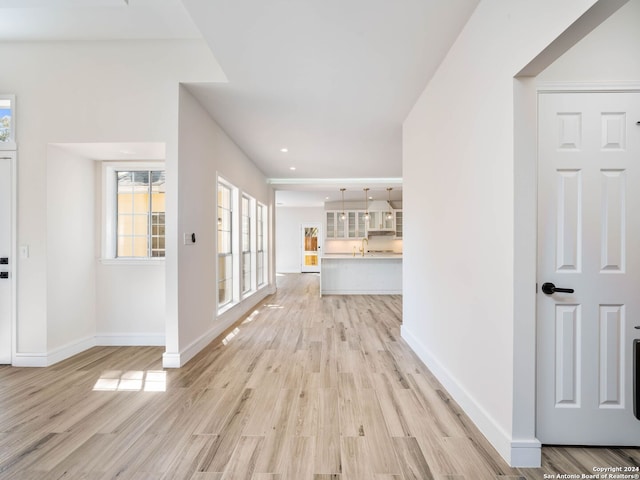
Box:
[94,161,166,345]
[0,39,222,364]
[275,206,323,273]
[402,0,621,467]
[164,85,275,367]
[538,0,640,83]
[46,145,97,355]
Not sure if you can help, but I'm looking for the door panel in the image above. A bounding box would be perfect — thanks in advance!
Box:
[537,91,640,445]
[0,154,13,364]
[301,223,321,273]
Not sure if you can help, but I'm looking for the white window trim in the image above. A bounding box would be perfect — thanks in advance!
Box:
[217,176,239,313]
[257,202,268,288]
[101,161,165,265]
[0,95,17,151]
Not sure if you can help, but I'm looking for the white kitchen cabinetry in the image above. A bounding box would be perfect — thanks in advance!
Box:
[325,211,346,239]
[395,210,403,238]
[347,211,367,238]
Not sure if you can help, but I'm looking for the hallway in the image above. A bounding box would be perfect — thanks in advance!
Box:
[0,273,637,479]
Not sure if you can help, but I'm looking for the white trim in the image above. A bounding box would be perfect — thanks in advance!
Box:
[99,258,165,266]
[268,177,402,186]
[163,285,276,368]
[401,325,541,468]
[13,336,96,367]
[537,81,640,93]
[96,333,165,346]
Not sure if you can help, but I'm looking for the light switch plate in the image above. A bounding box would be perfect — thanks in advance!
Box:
[183,233,195,245]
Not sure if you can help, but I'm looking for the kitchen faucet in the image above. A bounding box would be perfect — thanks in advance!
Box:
[359,237,368,256]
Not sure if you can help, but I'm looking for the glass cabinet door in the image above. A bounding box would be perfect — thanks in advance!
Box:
[326,212,335,238]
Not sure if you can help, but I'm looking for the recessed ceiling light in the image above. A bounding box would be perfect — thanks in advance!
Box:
[368,196,373,200]
[289,166,296,171]
[325,196,330,200]
[280,147,288,153]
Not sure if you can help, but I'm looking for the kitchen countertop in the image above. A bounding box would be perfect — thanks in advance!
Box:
[321,253,402,259]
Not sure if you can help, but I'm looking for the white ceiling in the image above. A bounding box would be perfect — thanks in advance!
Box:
[1,0,480,205]
[0,0,201,40]
[181,0,479,182]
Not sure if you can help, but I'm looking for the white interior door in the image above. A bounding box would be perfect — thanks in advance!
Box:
[0,153,14,364]
[301,223,321,273]
[537,91,640,444]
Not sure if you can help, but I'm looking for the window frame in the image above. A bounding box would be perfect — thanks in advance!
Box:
[241,194,254,296]
[256,202,267,287]
[217,179,235,309]
[0,95,17,151]
[101,161,165,265]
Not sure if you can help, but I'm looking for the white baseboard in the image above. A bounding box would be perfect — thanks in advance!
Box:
[13,335,97,367]
[12,333,166,367]
[401,325,541,468]
[163,285,276,368]
[96,333,165,346]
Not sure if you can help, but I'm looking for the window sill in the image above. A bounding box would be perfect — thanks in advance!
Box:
[0,142,17,151]
[100,258,165,266]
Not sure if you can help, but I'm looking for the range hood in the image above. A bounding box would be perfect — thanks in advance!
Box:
[366,200,396,236]
[367,229,395,236]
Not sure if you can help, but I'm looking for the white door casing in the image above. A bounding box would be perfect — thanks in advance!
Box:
[0,152,15,364]
[537,91,640,444]
[301,223,321,273]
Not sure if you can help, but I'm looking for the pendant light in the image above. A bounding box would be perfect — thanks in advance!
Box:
[386,187,393,220]
[339,188,346,221]
[363,187,370,220]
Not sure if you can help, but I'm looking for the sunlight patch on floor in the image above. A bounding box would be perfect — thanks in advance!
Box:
[93,370,167,392]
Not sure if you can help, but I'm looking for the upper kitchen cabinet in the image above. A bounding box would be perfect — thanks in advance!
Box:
[347,211,367,238]
[326,211,346,239]
[395,210,403,238]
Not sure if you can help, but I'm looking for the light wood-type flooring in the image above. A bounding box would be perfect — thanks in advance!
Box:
[0,273,638,479]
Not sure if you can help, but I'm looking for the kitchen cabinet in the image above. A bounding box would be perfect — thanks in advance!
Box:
[395,210,403,238]
[347,211,367,238]
[325,211,346,238]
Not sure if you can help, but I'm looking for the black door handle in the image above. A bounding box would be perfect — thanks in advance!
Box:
[542,282,574,294]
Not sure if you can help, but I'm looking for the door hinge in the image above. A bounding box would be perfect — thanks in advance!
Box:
[535,282,538,293]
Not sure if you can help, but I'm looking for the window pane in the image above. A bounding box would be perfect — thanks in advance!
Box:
[118,236,133,257]
[0,98,12,143]
[133,214,149,236]
[115,169,165,259]
[117,214,133,235]
[132,237,148,257]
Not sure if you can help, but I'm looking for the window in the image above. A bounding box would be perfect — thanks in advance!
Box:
[216,176,268,313]
[0,95,16,149]
[116,170,166,258]
[257,203,266,287]
[218,181,233,307]
[241,195,253,294]
[102,162,165,262]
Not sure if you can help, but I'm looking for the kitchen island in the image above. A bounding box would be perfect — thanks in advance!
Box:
[319,254,402,296]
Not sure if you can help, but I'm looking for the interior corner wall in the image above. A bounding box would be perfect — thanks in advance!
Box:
[0,39,221,363]
[402,0,602,467]
[537,0,640,83]
[167,85,275,367]
[46,145,97,355]
[275,206,324,273]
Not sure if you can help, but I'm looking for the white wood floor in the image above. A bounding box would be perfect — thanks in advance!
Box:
[0,273,637,479]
